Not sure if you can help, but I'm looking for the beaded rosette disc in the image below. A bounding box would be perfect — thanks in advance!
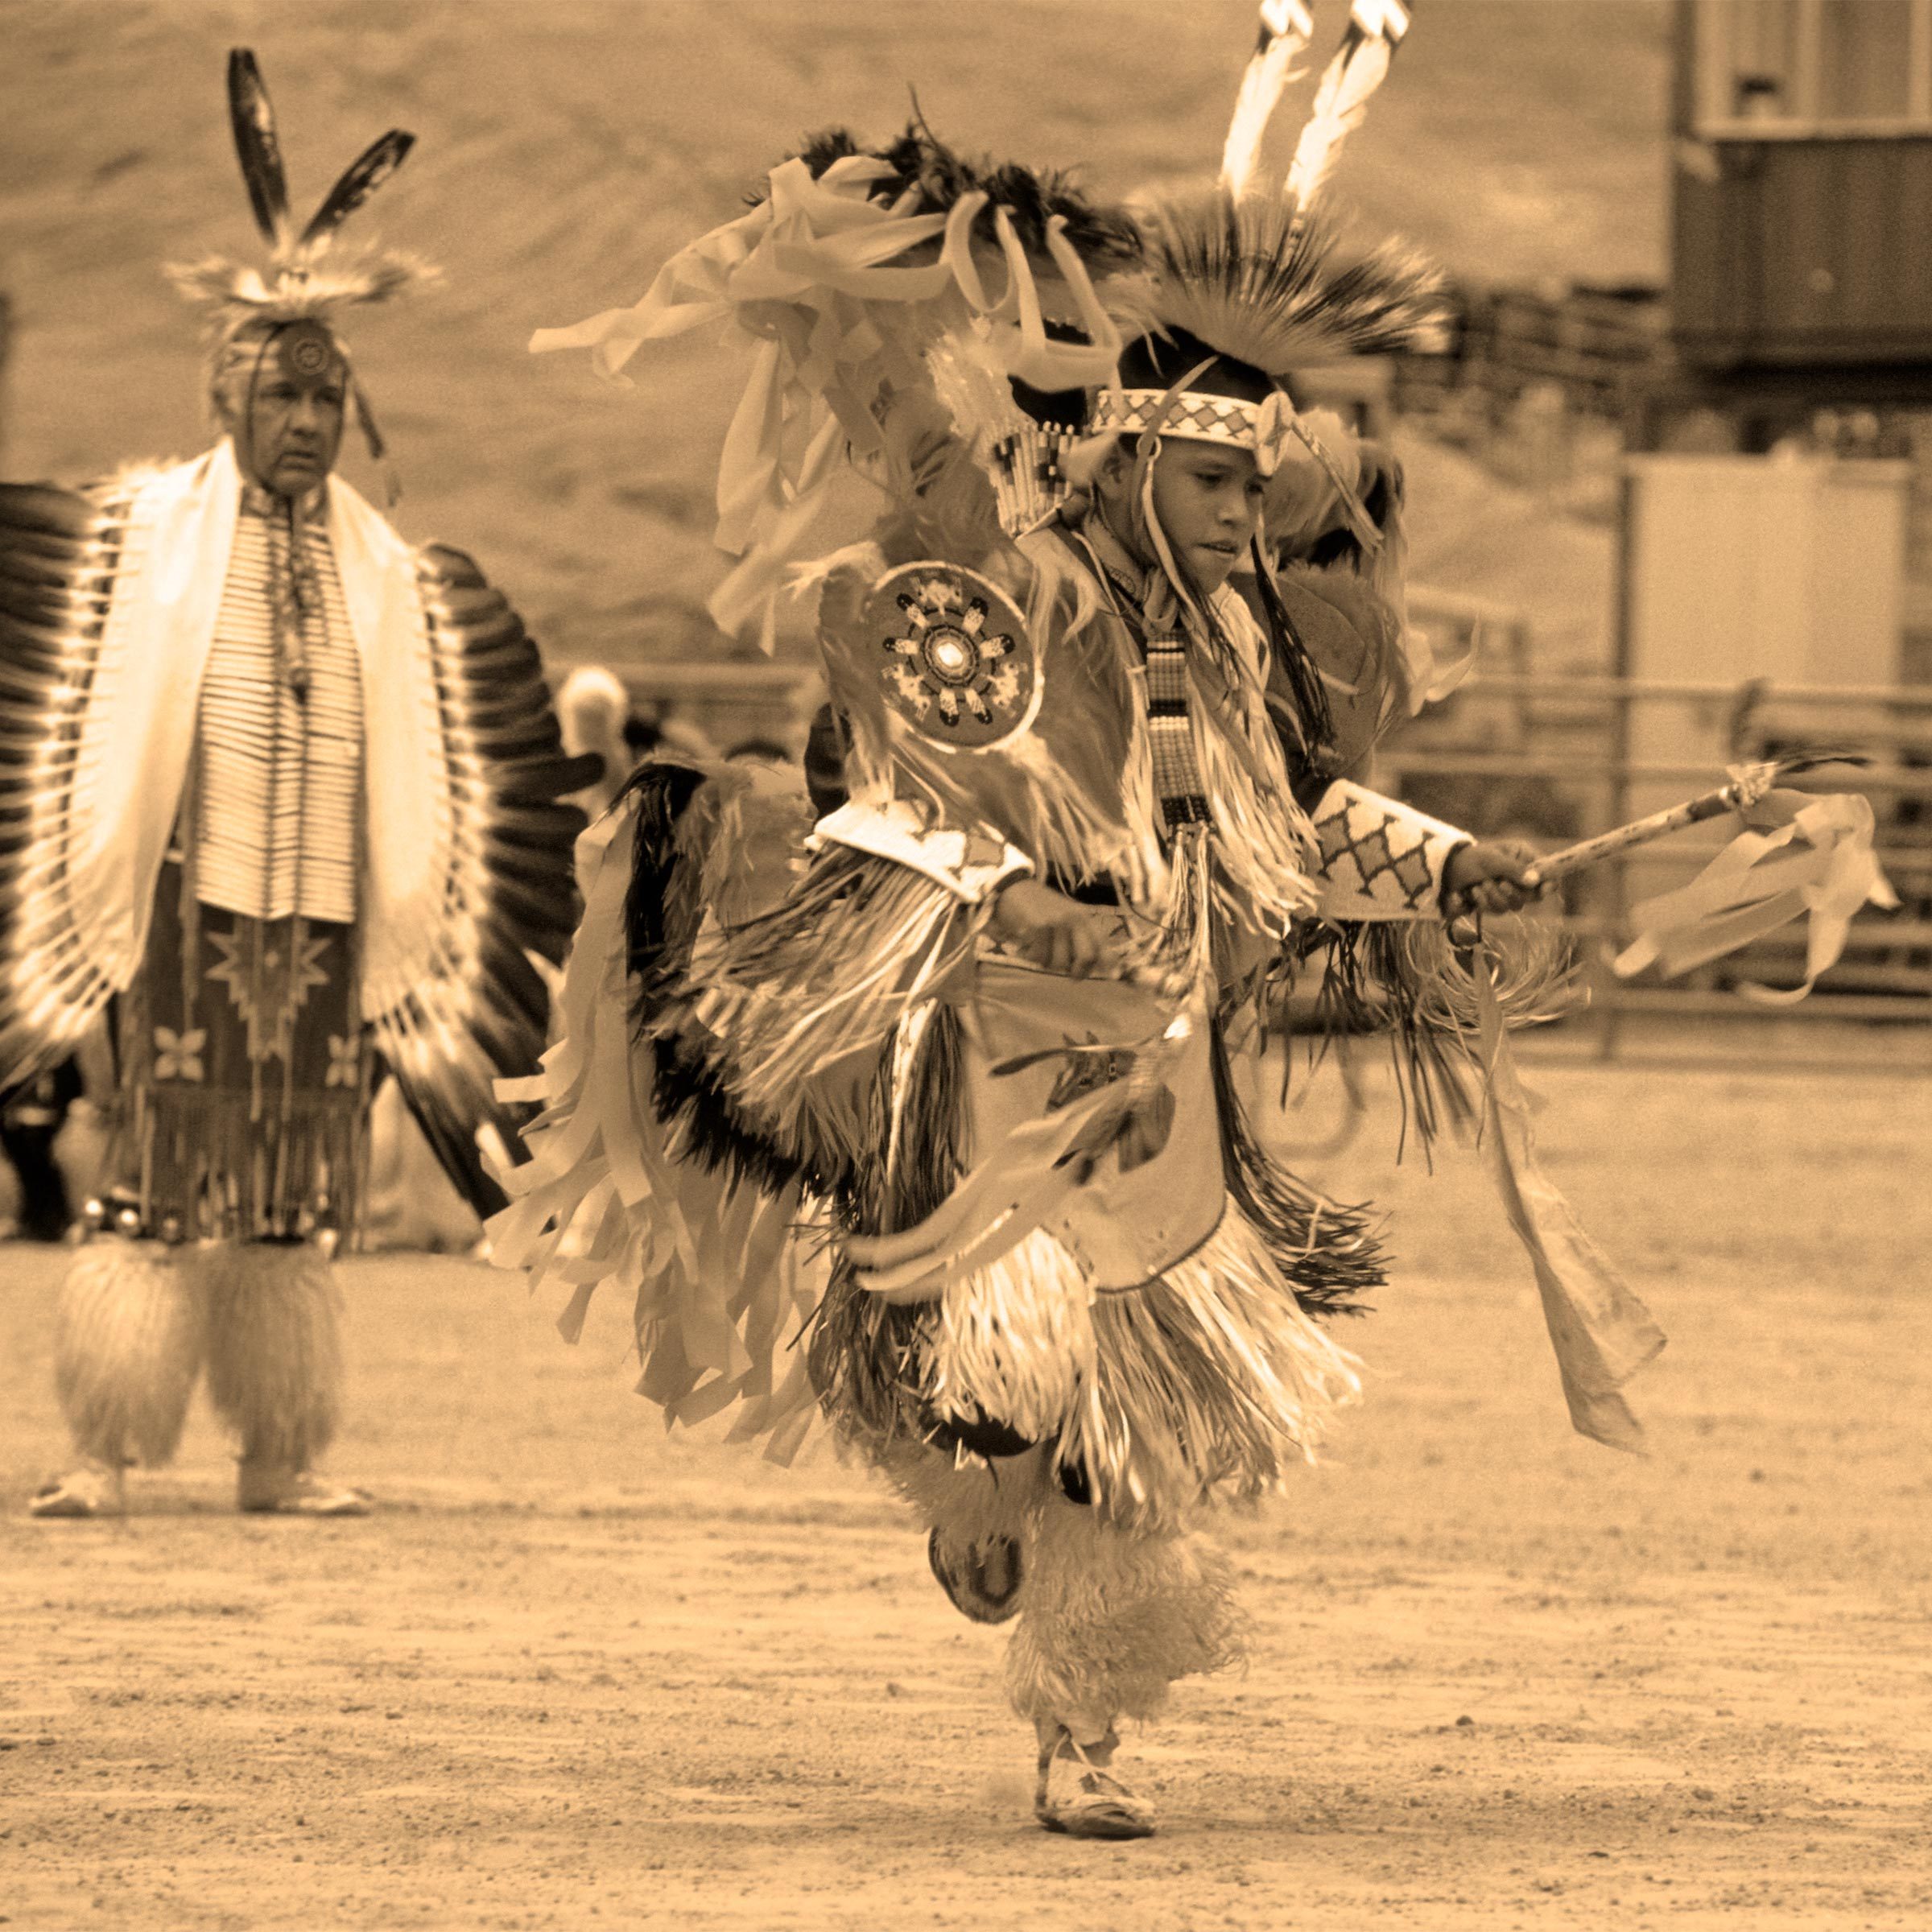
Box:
[864,562,1038,750]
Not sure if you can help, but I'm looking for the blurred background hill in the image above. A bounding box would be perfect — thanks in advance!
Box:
[0,0,1669,669]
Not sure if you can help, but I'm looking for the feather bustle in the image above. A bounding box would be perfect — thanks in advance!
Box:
[0,482,132,1087]
[374,545,587,1220]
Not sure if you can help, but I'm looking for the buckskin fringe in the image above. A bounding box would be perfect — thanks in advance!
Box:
[672,845,984,1137]
[1296,912,1577,1163]
[1058,1208,1363,1532]
[1300,919,1476,1162]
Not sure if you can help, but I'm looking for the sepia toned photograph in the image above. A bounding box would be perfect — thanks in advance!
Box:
[0,1,1926,1926]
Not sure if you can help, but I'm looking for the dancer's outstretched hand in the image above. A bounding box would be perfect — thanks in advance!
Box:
[1442,840,1545,919]
[988,879,1127,979]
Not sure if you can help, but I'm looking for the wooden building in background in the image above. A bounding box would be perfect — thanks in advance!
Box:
[1662,0,1932,444]
[1628,0,1932,694]
[1617,2,1932,935]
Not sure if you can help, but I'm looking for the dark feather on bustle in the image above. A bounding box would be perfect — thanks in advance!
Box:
[0,485,97,542]
[383,1053,511,1221]
[1208,1023,1384,1317]
[804,1004,965,1449]
[650,1032,819,1200]
[417,542,486,588]
[619,760,712,1032]
[374,545,587,1220]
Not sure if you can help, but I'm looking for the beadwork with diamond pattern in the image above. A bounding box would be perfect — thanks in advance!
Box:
[1092,389,1261,447]
[1313,798,1439,912]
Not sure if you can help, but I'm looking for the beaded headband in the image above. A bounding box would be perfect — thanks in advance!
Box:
[1090,386,1301,478]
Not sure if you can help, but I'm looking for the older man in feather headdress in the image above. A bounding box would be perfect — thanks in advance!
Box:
[8,51,588,1518]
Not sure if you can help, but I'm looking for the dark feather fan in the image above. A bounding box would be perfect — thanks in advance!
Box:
[0,481,145,1089]
[372,546,589,1221]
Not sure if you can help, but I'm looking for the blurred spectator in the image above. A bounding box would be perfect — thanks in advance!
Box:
[556,664,636,817]
[650,701,723,765]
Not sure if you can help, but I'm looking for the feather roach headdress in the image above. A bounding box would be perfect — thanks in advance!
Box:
[1100,0,1430,482]
[166,50,430,480]
[1080,0,1439,757]
[1097,193,1444,469]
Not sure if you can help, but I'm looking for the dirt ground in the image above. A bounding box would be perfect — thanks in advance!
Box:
[3,1046,1930,1930]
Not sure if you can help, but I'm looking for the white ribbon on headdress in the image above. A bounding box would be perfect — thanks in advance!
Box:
[533,157,1123,646]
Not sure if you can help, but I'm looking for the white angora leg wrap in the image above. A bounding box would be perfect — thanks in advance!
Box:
[53,1241,208,1468]
[196,1243,344,1469]
[1004,1496,1247,1739]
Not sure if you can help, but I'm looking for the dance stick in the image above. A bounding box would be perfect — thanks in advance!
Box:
[1517,752,1861,891]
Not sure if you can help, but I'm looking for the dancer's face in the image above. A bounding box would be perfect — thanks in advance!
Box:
[1097,439,1266,595]
[225,325,348,498]
[1149,443,1266,593]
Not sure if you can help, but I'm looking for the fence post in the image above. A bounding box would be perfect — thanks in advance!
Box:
[1601,463,1642,1060]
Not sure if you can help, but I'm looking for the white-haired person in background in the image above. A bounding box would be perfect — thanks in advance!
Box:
[556,664,638,819]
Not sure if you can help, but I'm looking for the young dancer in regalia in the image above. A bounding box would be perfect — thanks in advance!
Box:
[495,2,1687,1842]
[7,52,587,1518]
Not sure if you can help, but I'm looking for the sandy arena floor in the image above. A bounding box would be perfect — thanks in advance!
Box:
[2,1050,1929,1930]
